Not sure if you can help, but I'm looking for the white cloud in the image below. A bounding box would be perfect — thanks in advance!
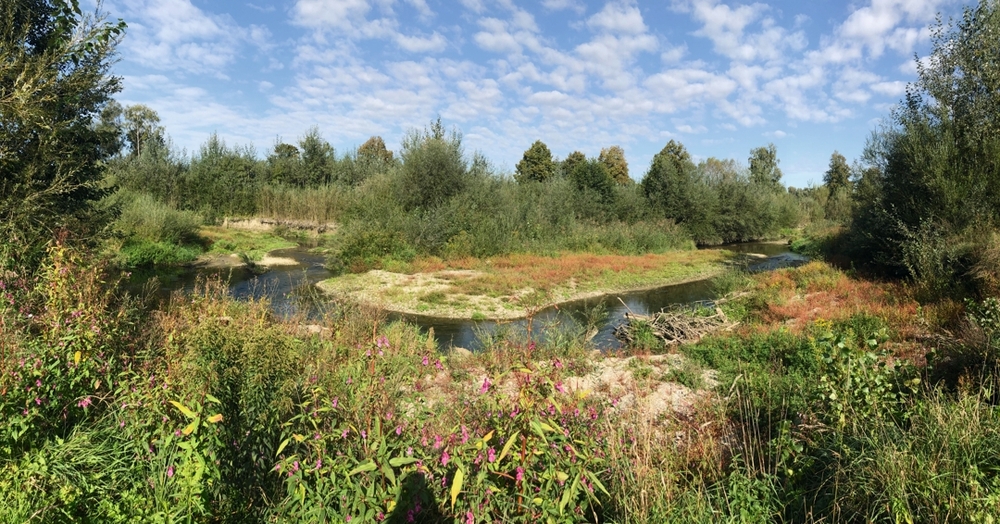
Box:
[395,32,448,53]
[587,2,647,35]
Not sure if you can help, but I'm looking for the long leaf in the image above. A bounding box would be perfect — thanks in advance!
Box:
[348,461,378,476]
[169,400,197,419]
[497,431,519,465]
[450,468,465,510]
[388,457,418,468]
[275,437,291,457]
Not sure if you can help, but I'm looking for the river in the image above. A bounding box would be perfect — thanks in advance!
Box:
[142,242,805,351]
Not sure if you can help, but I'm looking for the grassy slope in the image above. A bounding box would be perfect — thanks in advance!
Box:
[318,249,732,319]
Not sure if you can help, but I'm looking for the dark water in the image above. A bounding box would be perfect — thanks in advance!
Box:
[141,242,805,351]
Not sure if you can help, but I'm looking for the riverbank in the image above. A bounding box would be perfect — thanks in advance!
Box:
[317,250,733,320]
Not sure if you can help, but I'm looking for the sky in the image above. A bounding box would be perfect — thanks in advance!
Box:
[92,0,972,188]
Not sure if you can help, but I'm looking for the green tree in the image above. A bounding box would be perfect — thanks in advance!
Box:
[398,119,469,210]
[298,127,335,187]
[823,151,852,222]
[266,142,301,185]
[0,1,126,271]
[852,0,1000,284]
[123,104,163,157]
[748,143,784,191]
[515,140,556,183]
[641,140,697,220]
[562,150,586,177]
[599,145,630,184]
[183,134,261,217]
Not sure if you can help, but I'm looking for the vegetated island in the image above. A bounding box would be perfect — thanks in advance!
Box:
[317,249,732,319]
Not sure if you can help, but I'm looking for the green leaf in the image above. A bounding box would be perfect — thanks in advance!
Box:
[451,467,465,510]
[275,438,291,457]
[497,431,519,465]
[204,393,220,404]
[388,457,418,468]
[348,461,378,476]
[381,462,397,486]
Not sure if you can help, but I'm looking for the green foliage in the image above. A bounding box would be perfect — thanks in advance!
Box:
[515,140,556,183]
[0,0,126,273]
[398,119,470,210]
[570,159,614,210]
[299,127,336,187]
[183,134,262,218]
[561,150,586,177]
[748,143,783,191]
[598,145,630,185]
[849,0,1000,295]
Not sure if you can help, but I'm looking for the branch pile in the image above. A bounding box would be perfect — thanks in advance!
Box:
[614,301,734,346]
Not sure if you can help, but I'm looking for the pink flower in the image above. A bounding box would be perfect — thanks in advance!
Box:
[441,451,450,467]
[346,515,352,522]
[487,447,496,463]
[435,360,443,370]
[167,465,174,478]
[461,425,469,444]
[332,397,338,408]
[396,425,402,436]
[479,377,491,394]
[422,355,429,366]
[554,381,566,394]
[361,430,367,439]
[465,511,474,524]
[515,467,524,483]
[315,459,322,470]
[433,435,443,449]
[35,379,41,387]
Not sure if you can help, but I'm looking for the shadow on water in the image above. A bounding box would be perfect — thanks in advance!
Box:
[134,242,806,352]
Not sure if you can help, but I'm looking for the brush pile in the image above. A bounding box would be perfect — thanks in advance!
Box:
[614,301,733,346]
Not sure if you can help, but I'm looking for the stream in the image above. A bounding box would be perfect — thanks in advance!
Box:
[142,242,806,351]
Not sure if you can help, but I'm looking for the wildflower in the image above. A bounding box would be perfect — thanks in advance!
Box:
[120,420,126,427]
[167,465,174,478]
[461,425,469,444]
[35,379,41,387]
[434,360,443,370]
[554,381,566,394]
[315,459,322,470]
[346,515,352,522]
[406,447,413,456]
[487,447,496,463]
[396,425,402,436]
[441,451,450,467]
[422,355,429,366]
[385,411,393,421]
[433,435,443,449]
[376,335,389,348]
[361,430,367,439]
[341,429,349,438]
[466,511,475,524]
[479,377,491,394]
[516,467,524,483]
[553,358,563,369]
[34,397,41,405]
[332,397,338,408]
[175,429,182,437]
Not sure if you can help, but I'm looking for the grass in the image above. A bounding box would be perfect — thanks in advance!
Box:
[8,246,1000,522]
[199,225,298,261]
[318,249,731,319]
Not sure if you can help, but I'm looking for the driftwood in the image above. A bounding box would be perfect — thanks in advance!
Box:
[614,301,734,346]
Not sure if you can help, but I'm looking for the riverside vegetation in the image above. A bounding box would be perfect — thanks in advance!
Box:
[5,0,1000,522]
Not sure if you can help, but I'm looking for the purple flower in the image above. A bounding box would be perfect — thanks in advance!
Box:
[516,467,524,483]
[395,425,402,436]
[555,381,566,394]
[479,377,491,394]
[441,451,450,467]
[422,355,429,366]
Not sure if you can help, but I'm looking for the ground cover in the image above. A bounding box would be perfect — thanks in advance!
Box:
[317,250,731,319]
[196,225,299,263]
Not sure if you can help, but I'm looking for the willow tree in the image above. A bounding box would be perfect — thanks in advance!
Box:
[0,1,126,272]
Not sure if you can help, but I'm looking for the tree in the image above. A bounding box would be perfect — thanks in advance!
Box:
[850,0,1000,284]
[398,119,468,210]
[748,143,784,190]
[266,142,301,185]
[823,151,852,222]
[515,140,555,183]
[641,140,698,221]
[562,151,586,177]
[0,1,126,271]
[298,127,335,187]
[599,145,630,184]
[569,159,614,211]
[123,104,163,157]
[823,151,851,193]
[358,135,393,164]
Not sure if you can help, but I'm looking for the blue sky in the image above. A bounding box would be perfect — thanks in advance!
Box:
[95,0,970,187]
